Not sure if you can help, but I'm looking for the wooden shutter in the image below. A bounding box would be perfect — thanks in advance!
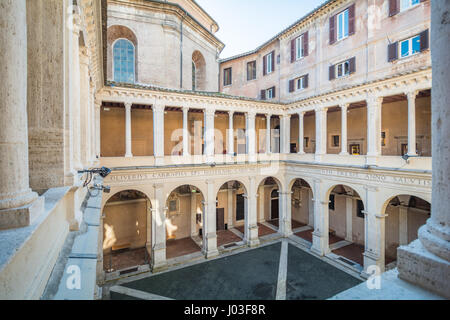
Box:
[329,15,336,44]
[289,79,295,93]
[420,29,429,51]
[388,42,398,62]
[229,68,232,84]
[304,74,309,88]
[272,86,276,98]
[271,51,275,72]
[329,64,335,81]
[348,4,356,36]
[389,0,399,17]
[291,39,296,63]
[349,57,356,74]
[263,55,267,76]
[261,90,266,100]
[303,31,309,57]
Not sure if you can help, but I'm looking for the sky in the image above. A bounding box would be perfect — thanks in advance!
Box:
[195,0,326,59]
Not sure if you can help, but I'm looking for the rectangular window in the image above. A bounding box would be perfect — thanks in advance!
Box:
[356,200,364,218]
[223,68,232,86]
[336,60,350,78]
[350,144,360,155]
[247,61,256,81]
[266,53,273,74]
[297,76,306,90]
[400,35,421,58]
[304,137,309,148]
[296,35,304,60]
[381,132,386,147]
[329,194,335,211]
[400,0,420,12]
[332,135,340,147]
[337,8,349,41]
[266,87,274,99]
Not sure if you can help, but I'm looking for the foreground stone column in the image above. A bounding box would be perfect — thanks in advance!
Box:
[0,0,43,229]
[151,184,167,271]
[203,180,218,258]
[266,114,271,154]
[406,91,418,156]
[340,104,349,155]
[153,102,165,165]
[182,107,189,156]
[311,179,330,256]
[244,177,259,247]
[124,103,133,158]
[94,101,101,159]
[397,1,450,298]
[279,190,293,237]
[298,112,305,154]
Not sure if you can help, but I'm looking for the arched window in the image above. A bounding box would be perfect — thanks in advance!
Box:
[113,39,135,83]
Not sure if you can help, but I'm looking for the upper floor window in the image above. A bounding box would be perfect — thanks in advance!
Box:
[247,61,256,81]
[400,35,421,58]
[261,86,276,100]
[289,74,309,93]
[223,67,232,86]
[330,4,355,45]
[291,32,309,63]
[263,51,275,76]
[113,39,135,83]
[388,29,429,62]
[400,0,420,11]
[329,57,356,80]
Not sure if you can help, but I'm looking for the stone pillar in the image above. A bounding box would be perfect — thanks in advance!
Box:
[398,205,408,246]
[281,115,291,154]
[79,49,90,166]
[315,107,328,162]
[228,111,234,156]
[0,0,44,229]
[298,112,305,154]
[311,179,330,256]
[124,102,133,158]
[151,184,167,271]
[246,112,256,162]
[190,192,198,237]
[366,96,383,165]
[340,104,349,155]
[204,108,215,163]
[397,1,450,298]
[94,101,101,159]
[308,188,314,227]
[71,22,82,171]
[279,190,293,237]
[266,114,271,154]
[345,196,353,242]
[227,185,234,228]
[153,102,165,165]
[203,180,218,258]
[258,185,265,222]
[182,107,190,156]
[363,186,386,274]
[244,177,259,247]
[406,91,418,156]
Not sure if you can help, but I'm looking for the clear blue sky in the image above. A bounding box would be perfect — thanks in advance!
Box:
[196,0,326,59]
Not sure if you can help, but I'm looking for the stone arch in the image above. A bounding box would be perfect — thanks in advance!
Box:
[107,25,138,82]
[257,176,284,227]
[288,176,315,197]
[102,185,152,211]
[289,177,315,229]
[103,189,151,272]
[380,191,431,215]
[214,178,249,196]
[256,175,284,192]
[192,50,206,91]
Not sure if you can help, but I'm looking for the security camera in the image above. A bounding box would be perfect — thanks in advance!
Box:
[78,166,111,178]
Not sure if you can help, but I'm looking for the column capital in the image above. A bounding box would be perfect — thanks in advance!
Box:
[315,106,328,113]
[282,114,292,119]
[153,103,165,113]
[406,90,419,101]
[204,108,216,117]
[366,96,383,107]
[247,111,257,118]
[228,110,235,116]
[153,183,164,190]
[298,111,305,117]
[340,103,350,111]
[266,113,272,118]
[182,106,190,113]
[124,102,132,109]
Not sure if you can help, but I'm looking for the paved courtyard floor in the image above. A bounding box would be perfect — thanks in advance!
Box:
[109,240,362,300]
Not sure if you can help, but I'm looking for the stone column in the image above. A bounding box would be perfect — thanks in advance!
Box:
[366,96,383,165]
[397,1,450,298]
[79,49,90,166]
[279,190,293,237]
[203,180,218,258]
[398,205,408,246]
[71,22,82,171]
[311,179,330,256]
[244,177,259,247]
[151,184,167,271]
[228,111,234,156]
[94,101,101,159]
[315,107,328,162]
[281,115,291,154]
[153,102,165,166]
[308,188,314,227]
[298,112,305,154]
[227,185,234,228]
[0,0,43,229]
[204,108,215,163]
[345,197,353,242]
[266,114,271,154]
[406,91,418,156]
[340,104,349,155]
[190,192,198,237]
[124,102,133,158]
[258,185,265,222]
[247,112,256,162]
[363,186,386,274]
[182,107,190,156]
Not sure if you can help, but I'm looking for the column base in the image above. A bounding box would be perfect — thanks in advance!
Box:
[311,231,330,256]
[362,250,384,275]
[397,239,450,298]
[365,154,379,166]
[151,244,167,273]
[314,154,325,163]
[0,196,44,230]
[297,151,305,155]
[245,225,260,247]
[339,152,349,156]
[202,232,219,259]
[124,153,133,158]
[154,156,165,166]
